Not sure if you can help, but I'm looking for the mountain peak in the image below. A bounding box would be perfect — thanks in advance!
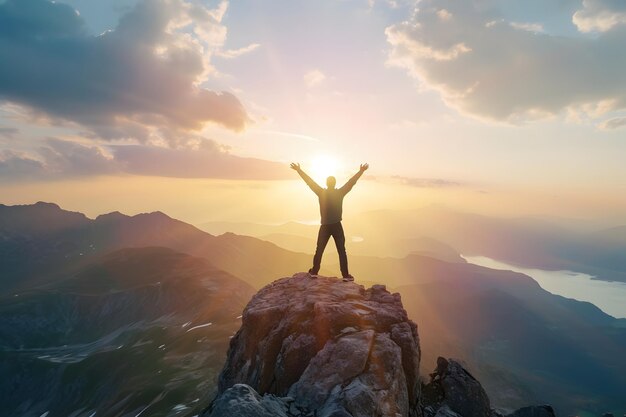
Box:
[0,201,62,211]
[94,210,174,223]
[33,201,61,209]
[0,201,89,233]
[95,211,129,221]
[138,210,172,219]
[210,272,422,416]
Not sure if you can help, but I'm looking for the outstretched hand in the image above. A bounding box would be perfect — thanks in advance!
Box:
[290,162,301,172]
[359,163,369,173]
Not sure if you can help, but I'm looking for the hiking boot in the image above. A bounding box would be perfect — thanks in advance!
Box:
[342,274,354,282]
[308,268,319,278]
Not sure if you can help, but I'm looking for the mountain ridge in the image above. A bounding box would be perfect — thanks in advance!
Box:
[0,201,312,292]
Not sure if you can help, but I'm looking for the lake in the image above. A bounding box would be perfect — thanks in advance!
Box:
[463,255,626,319]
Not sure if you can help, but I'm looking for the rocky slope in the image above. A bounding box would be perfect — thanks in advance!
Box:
[206,273,557,417]
[0,247,255,417]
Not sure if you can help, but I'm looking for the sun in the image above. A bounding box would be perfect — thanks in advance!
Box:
[310,154,341,184]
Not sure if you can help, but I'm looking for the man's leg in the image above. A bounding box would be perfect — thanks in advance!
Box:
[311,224,331,274]
[331,222,350,278]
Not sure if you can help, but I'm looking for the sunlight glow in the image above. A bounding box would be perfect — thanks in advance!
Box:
[309,154,341,184]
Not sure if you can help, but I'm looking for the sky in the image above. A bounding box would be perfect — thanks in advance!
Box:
[1,0,625,226]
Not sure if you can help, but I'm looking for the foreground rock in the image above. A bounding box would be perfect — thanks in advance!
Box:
[206,273,558,417]
[422,357,557,417]
[422,357,491,417]
[208,272,421,417]
[506,405,557,417]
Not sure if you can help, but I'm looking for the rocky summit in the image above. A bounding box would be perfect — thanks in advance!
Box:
[206,273,558,417]
[208,272,420,417]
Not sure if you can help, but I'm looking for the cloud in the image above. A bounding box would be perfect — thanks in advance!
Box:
[368,0,417,10]
[385,0,626,124]
[0,0,250,145]
[0,127,18,138]
[304,69,327,88]
[436,9,452,21]
[573,0,626,32]
[509,22,544,33]
[217,43,261,59]
[599,116,626,130]
[0,138,290,180]
[391,175,463,188]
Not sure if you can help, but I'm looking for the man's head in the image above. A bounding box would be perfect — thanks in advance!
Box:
[326,176,336,189]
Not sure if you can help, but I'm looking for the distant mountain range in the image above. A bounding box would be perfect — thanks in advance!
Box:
[1,202,624,416]
[202,206,626,282]
[0,201,311,293]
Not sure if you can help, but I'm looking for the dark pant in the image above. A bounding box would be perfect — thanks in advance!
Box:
[311,222,349,276]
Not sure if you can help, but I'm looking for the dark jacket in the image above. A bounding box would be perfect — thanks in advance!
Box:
[298,170,363,225]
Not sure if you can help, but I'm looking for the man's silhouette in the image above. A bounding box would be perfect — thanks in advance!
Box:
[290,162,369,281]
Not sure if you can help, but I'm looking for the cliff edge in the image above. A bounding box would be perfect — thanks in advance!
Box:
[206,273,556,417]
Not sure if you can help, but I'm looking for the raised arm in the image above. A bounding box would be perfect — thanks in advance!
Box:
[290,163,323,195]
[340,163,369,194]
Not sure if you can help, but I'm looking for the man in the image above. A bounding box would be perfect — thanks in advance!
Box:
[290,162,369,281]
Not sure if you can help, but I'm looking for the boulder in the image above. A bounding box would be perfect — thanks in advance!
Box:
[506,405,557,417]
[422,357,491,417]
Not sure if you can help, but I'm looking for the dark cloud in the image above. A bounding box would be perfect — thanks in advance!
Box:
[112,142,291,180]
[0,138,117,180]
[39,138,119,176]
[0,138,290,181]
[0,0,249,144]
[391,175,463,188]
[0,150,46,179]
[386,0,626,123]
[600,117,626,130]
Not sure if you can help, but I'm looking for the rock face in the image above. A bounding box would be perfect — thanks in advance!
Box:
[207,273,559,417]
[209,384,290,417]
[210,272,421,417]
